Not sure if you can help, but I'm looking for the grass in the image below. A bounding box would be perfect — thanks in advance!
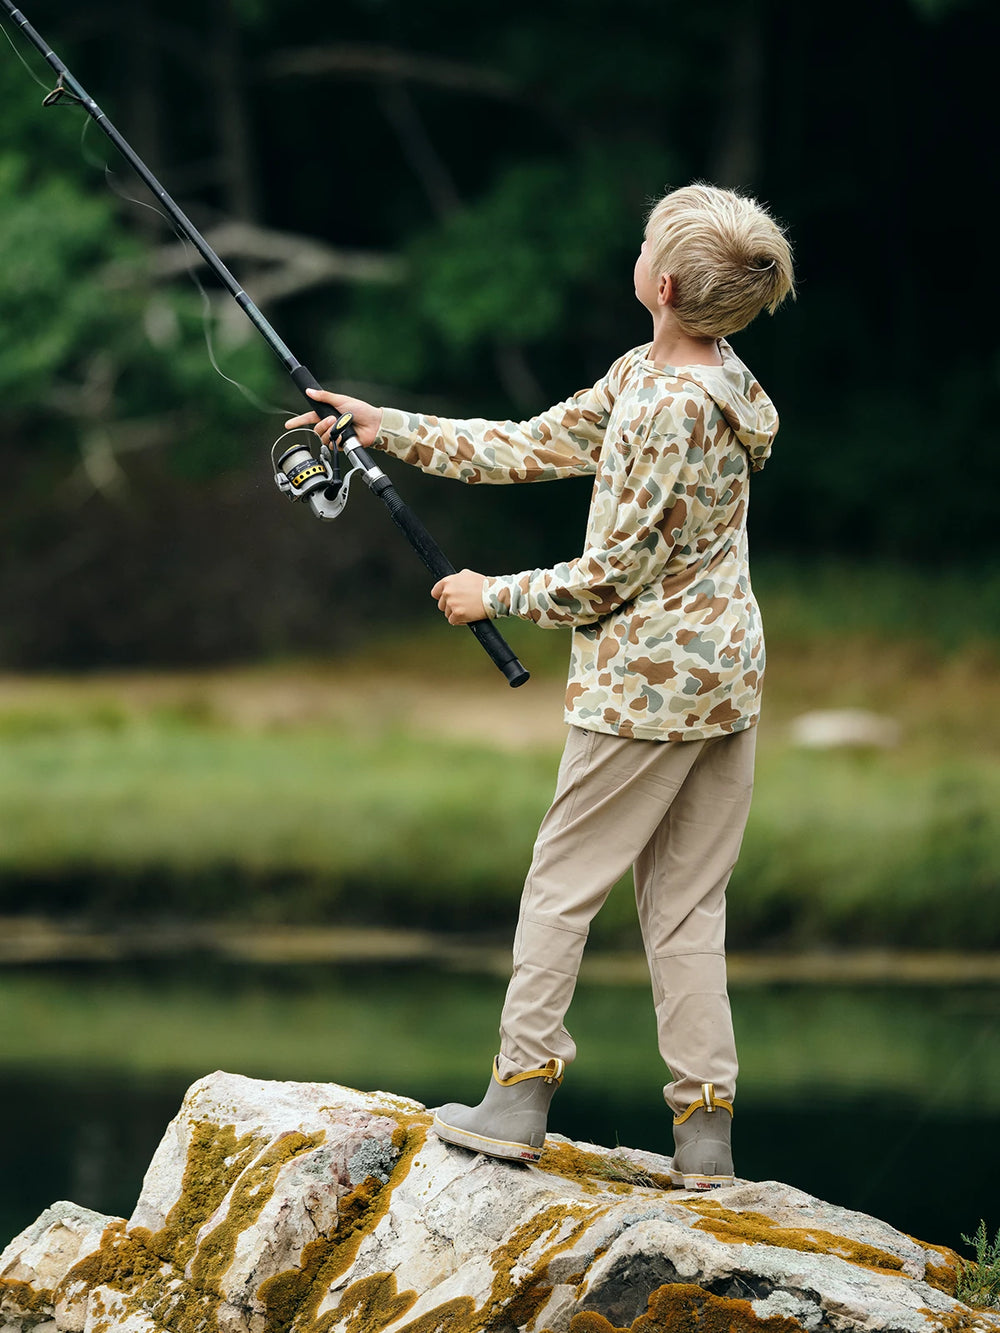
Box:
[752,558,1000,657]
[0,561,997,948]
[593,1152,661,1189]
[958,1221,1000,1309]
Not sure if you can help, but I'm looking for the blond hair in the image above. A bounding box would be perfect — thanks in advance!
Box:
[645,184,794,338]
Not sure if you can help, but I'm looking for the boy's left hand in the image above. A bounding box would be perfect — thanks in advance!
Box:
[431,569,489,624]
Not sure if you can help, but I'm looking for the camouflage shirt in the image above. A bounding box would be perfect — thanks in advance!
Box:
[375,339,779,742]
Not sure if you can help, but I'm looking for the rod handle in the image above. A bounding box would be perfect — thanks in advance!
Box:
[373,481,530,690]
[287,365,530,689]
[290,365,359,444]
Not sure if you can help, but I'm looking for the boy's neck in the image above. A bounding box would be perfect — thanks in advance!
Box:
[647,312,723,369]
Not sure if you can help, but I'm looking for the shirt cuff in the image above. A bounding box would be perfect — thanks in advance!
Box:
[482,575,516,618]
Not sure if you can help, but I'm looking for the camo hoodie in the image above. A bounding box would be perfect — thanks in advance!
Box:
[375,338,778,742]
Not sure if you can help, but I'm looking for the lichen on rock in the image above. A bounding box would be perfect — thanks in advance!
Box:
[0,1072,981,1333]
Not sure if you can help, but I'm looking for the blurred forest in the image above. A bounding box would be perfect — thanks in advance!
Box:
[1,0,997,669]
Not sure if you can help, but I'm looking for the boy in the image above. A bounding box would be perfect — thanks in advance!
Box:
[288,183,794,1189]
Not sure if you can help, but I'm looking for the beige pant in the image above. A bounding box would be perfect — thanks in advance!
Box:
[496,724,756,1113]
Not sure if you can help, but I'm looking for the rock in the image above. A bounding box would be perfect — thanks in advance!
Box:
[0,1201,121,1332]
[0,1070,983,1333]
[789,710,901,750]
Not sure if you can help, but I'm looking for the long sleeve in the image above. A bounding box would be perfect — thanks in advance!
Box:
[373,337,773,742]
[373,354,630,484]
[483,406,708,628]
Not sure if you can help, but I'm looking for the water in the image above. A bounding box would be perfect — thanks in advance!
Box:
[1,958,997,1256]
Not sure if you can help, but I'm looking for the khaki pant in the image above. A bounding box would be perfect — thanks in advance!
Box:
[496,724,756,1113]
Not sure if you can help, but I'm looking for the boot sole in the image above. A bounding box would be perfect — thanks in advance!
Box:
[669,1166,734,1190]
[432,1114,542,1163]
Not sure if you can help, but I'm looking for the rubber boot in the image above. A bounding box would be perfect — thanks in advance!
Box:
[432,1057,565,1163]
[669,1082,734,1190]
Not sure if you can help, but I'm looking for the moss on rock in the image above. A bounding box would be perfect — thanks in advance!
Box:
[0,1275,55,1317]
[257,1109,430,1333]
[537,1141,673,1195]
[567,1281,807,1332]
[682,1198,906,1275]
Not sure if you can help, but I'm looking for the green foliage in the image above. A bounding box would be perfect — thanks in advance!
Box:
[416,146,659,348]
[753,558,1000,654]
[0,22,279,474]
[0,154,124,403]
[334,143,671,388]
[957,1221,1000,1309]
[0,140,277,452]
[731,754,1000,949]
[1,719,995,949]
[0,46,93,169]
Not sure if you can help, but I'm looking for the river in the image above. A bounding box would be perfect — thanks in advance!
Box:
[1,955,997,1257]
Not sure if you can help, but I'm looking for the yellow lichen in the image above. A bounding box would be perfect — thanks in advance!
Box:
[58,1219,217,1333]
[136,1119,269,1269]
[636,1283,805,1333]
[303,1197,607,1333]
[279,1190,604,1333]
[58,1220,160,1298]
[255,1232,343,1331]
[919,1307,1000,1332]
[257,1109,431,1333]
[190,1128,324,1291]
[566,1281,806,1332]
[682,1199,905,1275]
[567,1315,623,1333]
[913,1238,964,1296]
[0,1276,55,1316]
[927,1262,963,1296]
[336,1272,418,1332]
[58,1117,326,1333]
[474,1201,606,1330]
[395,1297,477,1332]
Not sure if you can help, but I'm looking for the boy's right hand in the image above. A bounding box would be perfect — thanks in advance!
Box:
[284,388,383,449]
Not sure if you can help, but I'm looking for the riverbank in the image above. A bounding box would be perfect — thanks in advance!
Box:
[0,685,995,947]
[1,562,997,948]
[3,916,1000,984]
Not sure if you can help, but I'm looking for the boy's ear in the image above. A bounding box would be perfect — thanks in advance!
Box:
[657,273,674,307]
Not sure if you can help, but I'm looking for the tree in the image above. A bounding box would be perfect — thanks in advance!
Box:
[0,0,997,667]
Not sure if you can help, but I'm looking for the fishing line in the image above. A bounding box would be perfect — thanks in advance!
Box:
[78,114,108,173]
[113,186,291,415]
[2,0,529,687]
[85,136,292,416]
[189,262,289,416]
[0,11,46,89]
[2,9,288,417]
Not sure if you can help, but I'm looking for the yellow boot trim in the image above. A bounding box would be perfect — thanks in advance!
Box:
[492,1057,565,1087]
[673,1082,734,1125]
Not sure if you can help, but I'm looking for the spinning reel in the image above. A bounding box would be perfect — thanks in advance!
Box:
[272,412,364,522]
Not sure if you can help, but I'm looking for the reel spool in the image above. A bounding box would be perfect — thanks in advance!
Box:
[272,430,360,522]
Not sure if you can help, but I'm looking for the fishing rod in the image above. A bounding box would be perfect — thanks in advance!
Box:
[1,0,529,688]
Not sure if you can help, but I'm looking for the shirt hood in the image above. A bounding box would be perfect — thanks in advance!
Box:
[670,339,779,471]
